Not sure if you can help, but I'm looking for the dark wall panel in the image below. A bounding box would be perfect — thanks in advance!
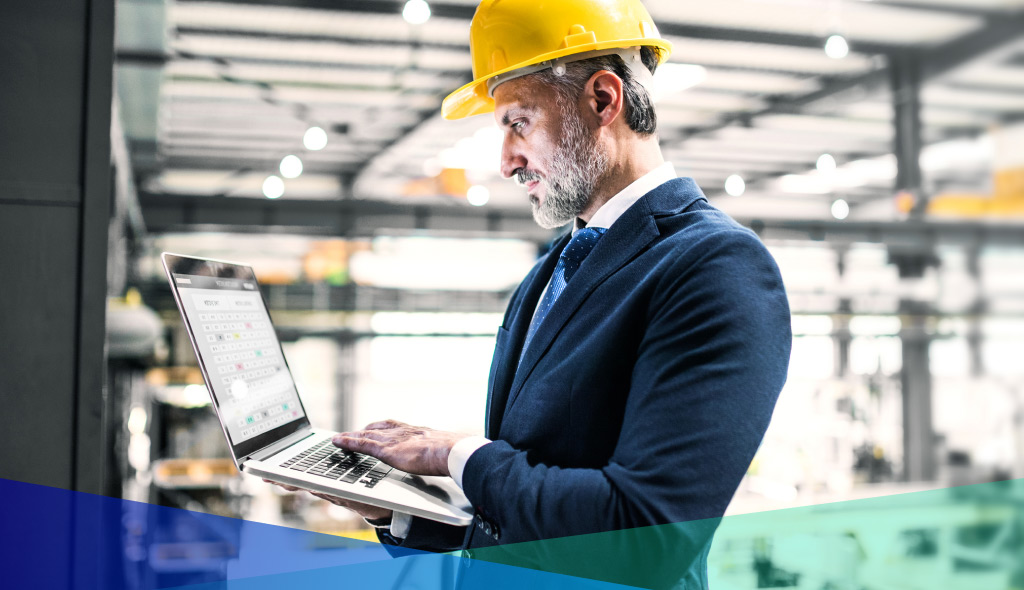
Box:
[0,0,88,192]
[0,203,80,488]
[0,0,113,499]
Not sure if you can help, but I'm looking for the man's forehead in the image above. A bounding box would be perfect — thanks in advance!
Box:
[493,77,555,124]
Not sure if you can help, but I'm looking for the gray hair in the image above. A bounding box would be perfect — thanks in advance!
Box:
[531,46,660,136]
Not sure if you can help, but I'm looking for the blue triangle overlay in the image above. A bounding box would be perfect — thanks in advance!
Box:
[8,476,1023,589]
[0,477,636,590]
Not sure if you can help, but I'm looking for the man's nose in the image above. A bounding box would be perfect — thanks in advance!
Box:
[500,138,526,179]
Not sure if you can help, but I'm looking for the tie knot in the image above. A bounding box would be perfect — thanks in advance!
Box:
[559,227,606,283]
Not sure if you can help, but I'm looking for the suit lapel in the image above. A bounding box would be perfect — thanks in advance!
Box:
[486,236,570,438]
[501,199,660,422]
[490,177,707,436]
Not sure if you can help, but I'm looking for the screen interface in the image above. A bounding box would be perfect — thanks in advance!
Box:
[172,272,305,444]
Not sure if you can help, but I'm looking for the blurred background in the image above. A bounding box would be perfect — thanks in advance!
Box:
[4,0,1024,587]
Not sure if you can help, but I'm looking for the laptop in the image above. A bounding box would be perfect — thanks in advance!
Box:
[161,252,473,526]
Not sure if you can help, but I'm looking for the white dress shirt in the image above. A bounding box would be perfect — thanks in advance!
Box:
[392,162,678,538]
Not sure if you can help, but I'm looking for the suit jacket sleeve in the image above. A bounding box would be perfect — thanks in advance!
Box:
[460,227,791,577]
[375,516,468,554]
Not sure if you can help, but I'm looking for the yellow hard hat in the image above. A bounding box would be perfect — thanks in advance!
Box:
[442,0,673,120]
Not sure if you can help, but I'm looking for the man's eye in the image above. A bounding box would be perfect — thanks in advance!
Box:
[511,121,525,131]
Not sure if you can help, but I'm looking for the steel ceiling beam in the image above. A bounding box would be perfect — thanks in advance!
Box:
[138,190,1024,249]
[174,0,923,54]
[862,0,1015,18]
[173,0,479,20]
[174,26,468,50]
[147,0,1024,206]
[139,191,550,241]
[921,10,1024,80]
[116,49,470,76]
[655,23,898,55]
[679,8,1022,130]
[891,53,924,201]
[677,10,1023,197]
[744,217,1024,248]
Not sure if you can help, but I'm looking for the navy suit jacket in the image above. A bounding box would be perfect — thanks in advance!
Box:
[382,178,791,588]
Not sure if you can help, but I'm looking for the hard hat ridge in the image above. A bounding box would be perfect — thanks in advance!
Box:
[442,0,672,120]
[484,46,654,98]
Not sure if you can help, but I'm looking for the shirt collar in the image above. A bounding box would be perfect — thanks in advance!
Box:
[574,162,677,233]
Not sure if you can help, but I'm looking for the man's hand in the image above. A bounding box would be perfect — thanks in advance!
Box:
[262,479,393,521]
[333,419,469,476]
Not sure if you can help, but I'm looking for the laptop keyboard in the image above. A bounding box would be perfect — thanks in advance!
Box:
[279,437,392,489]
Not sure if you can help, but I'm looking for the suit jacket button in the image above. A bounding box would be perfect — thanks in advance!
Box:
[483,522,492,536]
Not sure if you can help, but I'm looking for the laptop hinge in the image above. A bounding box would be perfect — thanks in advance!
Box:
[247,428,315,463]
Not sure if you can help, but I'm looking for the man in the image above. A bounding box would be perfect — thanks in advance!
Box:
[272,0,791,587]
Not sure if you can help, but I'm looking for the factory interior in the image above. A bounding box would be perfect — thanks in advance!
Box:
[3,0,1024,588]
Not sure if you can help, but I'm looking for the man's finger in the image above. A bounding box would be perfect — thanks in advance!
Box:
[263,478,303,492]
[345,429,392,442]
[333,434,383,455]
[310,491,342,506]
[363,419,404,431]
[334,430,389,445]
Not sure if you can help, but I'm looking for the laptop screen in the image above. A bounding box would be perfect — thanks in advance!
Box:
[162,253,310,460]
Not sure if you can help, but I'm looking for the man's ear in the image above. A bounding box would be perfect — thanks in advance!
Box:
[583,70,624,128]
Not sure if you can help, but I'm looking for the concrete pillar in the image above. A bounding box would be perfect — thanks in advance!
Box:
[890,53,925,214]
[900,301,936,481]
[0,0,114,493]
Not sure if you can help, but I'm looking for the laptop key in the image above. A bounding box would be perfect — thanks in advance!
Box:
[339,466,367,483]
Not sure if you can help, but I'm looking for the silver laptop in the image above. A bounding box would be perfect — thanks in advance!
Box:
[161,252,473,526]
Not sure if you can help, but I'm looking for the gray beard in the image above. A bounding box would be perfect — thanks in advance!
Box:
[531,106,609,230]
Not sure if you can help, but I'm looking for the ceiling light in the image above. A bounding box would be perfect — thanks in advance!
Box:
[262,175,284,199]
[816,153,837,173]
[279,155,303,179]
[651,63,707,102]
[825,34,850,60]
[831,198,850,220]
[724,174,745,197]
[303,126,328,151]
[467,185,490,206]
[403,0,431,25]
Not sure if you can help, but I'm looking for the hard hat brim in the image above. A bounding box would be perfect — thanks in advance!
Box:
[441,38,673,120]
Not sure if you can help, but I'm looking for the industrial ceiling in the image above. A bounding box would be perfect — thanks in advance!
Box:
[115,0,1024,236]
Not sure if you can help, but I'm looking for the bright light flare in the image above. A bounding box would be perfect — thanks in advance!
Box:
[403,0,431,25]
[467,185,490,206]
[825,34,850,59]
[303,126,328,151]
[263,175,284,199]
[816,153,837,173]
[279,155,303,178]
[724,174,746,197]
[831,198,850,220]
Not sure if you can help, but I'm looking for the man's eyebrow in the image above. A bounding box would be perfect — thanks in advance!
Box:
[500,105,536,127]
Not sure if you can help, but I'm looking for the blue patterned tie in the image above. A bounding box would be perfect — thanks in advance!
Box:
[519,227,607,363]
